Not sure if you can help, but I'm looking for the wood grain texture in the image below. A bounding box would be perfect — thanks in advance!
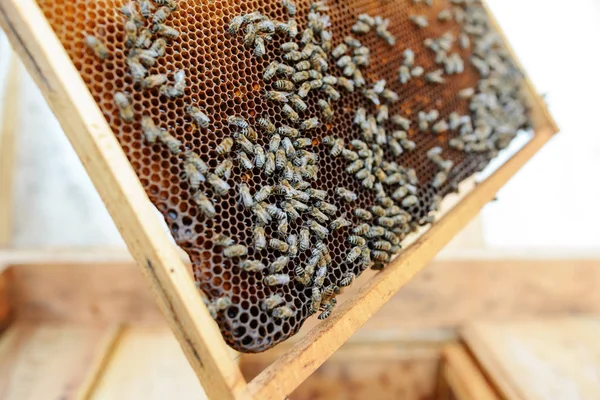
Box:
[0,1,248,398]
[441,344,499,400]
[248,124,554,400]
[463,319,600,400]
[0,52,20,247]
[242,341,442,400]
[8,262,163,324]
[0,268,12,332]
[90,326,207,400]
[0,323,119,400]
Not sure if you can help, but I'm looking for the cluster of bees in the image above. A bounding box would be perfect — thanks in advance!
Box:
[83,0,530,339]
[85,0,191,159]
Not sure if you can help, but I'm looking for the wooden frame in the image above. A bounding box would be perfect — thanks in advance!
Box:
[0,0,558,398]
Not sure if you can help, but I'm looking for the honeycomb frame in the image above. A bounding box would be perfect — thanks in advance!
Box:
[1,0,543,355]
[0,0,557,395]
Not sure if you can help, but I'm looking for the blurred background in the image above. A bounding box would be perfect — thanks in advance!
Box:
[0,0,599,399]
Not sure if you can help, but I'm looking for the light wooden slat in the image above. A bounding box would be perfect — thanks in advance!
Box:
[0,1,248,399]
[8,262,163,324]
[248,126,555,399]
[90,326,206,400]
[0,323,120,400]
[463,319,600,400]
[0,51,20,247]
[442,344,499,400]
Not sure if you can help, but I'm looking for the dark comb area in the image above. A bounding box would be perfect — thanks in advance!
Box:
[37,0,530,352]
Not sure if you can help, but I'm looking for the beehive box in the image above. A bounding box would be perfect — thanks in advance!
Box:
[12,0,538,353]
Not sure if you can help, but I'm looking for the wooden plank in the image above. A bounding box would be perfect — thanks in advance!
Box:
[463,319,600,400]
[241,341,442,400]
[441,344,499,400]
[0,51,20,247]
[90,326,207,400]
[248,125,555,399]
[0,267,11,332]
[8,262,164,324]
[0,322,120,400]
[0,1,247,399]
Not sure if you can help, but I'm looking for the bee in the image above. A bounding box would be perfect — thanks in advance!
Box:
[253,202,272,225]
[308,207,329,223]
[236,151,253,170]
[426,69,445,84]
[318,302,335,320]
[235,183,253,209]
[331,43,348,59]
[270,256,290,273]
[459,33,470,49]
[274,148,287,171]
[401,194,419,208]
[333,77,353,93]
[273,305,295,319]
[243,11,266,23]
[313,266,327,287]
[205,297,232,319]
[263,152,276,175]
[214,234,235,247]
[207,173,231,196]
[113,92,134,122]
[432,171,447,188]
[254,36,266,57]
[299,27,314,45]
[281,104,299,122]
[275,125,299,139]
[281,137,296,159]
[215,138,233,155]
[377,27,396,46]
[344,159,363,175]
[262,294,284,311]
[292,71,310,83]
[265,90,290,103]
[287,17,298,37]
[372,250,390,262]
[193,192,216,218]
[348,235,367,247]
[315,201,336,217]
[458,87,475,99]
[134,28,152,48]
[228,15,245,35]
[264,274,290,286]
[373,240,393,252]
[309,79,323,90]
[159,83,183,98]
[257,19,275,34]
[282,97,306,116]
[151,5,171,24]
[214,159,233,179]
[153,23,179,38]
[185,106,210,129]
[410,15,428,28]
[141,115,161,144]
[120,1,142,22]
[354,208,373,221]
[306,219,329,239]
[123,18,138,49]
[85,35,109,60]
[243,24,256,48]
[245,150,262,173]
[273,80,294,92]
[449,137,465,151]
[283,50,303,62]
[330,216,352,231]
[292,82,309,98]
[252,186,272,204]
[139,73,167,89]
[182,160,204,190]
[222,244,248,258]
[266,203,286,221]
[309,287,322,314]
[295,117,319,132]
[281,42,299,52]
[341,149,358,162]
[235,134,254,155]
[339,272,356,287]
[352,21,371,34]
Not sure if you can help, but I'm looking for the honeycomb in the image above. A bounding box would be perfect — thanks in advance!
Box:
[37,0,530,352]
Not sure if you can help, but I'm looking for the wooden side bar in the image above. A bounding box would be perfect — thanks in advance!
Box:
[0,51,20,247]
[0,0,248,399]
